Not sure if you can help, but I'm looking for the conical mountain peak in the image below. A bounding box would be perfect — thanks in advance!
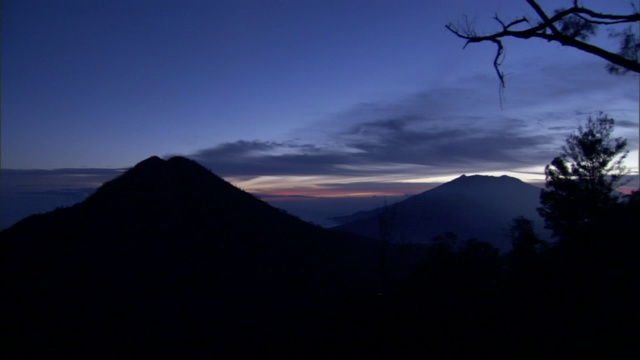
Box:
[134,155,165,168]
[3,155,318,240]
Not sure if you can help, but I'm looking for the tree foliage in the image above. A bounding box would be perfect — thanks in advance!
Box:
[446,0,640,87]
[509,216,543,255]
[538,113,629,240]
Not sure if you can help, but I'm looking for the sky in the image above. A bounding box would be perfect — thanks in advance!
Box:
[1,0,639,227]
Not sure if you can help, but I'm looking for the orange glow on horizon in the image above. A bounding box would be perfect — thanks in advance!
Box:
[256,189,408,198]
[227,174,437,198]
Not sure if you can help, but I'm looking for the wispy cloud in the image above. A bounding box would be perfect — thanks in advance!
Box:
[5,61,635,199]
[188,59,638,195]
[190,114,559,195]
[1,168,125,194]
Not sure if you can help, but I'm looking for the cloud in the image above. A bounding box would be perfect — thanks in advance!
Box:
[615,119,638,129]
[191,114,558,184]
[192,140,346,176]
[187,58,638,195]
[340,116,555,166]
[1,168,125,194]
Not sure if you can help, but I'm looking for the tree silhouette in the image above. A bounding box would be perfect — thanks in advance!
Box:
[509,216,543,255]
[538,113,629,241]
[446,0,640,87]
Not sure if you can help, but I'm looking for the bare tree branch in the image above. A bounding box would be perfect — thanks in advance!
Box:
[526,0,561,35]
[446,0,640,88]
[573,13,634,26]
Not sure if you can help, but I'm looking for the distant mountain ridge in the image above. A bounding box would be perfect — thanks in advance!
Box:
[333,174,549,250]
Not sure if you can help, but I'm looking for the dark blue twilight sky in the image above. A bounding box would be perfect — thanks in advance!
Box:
[1,0,638,224]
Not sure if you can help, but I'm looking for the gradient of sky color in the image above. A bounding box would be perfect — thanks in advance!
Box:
[2,0,639,202]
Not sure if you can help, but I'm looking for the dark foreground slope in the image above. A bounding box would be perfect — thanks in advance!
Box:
[333,175,549,250]
[1,156,382,358]
[4,158,638,358]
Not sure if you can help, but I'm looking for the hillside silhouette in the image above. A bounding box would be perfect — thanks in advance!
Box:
[2,156,638,358]
[1,156,383,358]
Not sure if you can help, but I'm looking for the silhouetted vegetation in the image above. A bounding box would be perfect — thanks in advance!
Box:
[539,113,629,242]
[2,150,639,358]
[345,115,639,357]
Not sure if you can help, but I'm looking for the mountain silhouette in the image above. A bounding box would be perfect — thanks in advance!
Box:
[332,174,549,250]
[1,156,378,358]
[4,159,634,358]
